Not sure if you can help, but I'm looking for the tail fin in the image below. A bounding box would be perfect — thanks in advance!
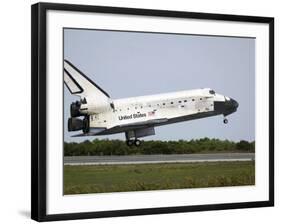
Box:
[64,60,110,101]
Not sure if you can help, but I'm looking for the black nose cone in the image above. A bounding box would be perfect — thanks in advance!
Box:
[224,98,239,115]
[214,97,239,116]
[230,98,239,109]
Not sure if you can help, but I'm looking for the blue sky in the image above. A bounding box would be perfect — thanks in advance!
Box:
[64,28,255,142]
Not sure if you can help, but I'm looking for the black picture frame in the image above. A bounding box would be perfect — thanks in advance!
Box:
[31,2,274,222]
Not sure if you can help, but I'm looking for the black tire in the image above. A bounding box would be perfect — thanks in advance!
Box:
[126,140,134,147]
[134,139,141,147]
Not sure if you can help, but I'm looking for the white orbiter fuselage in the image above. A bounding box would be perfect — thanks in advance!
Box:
[64,60,238,146]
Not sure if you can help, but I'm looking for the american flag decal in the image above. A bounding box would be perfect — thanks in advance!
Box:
[148,111,155,116]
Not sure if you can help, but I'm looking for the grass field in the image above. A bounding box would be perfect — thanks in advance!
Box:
[64,161,255,195]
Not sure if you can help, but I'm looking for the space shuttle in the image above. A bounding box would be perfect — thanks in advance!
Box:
[64,60,239,147]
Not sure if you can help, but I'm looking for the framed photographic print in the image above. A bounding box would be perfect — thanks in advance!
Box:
[31,2,274,222]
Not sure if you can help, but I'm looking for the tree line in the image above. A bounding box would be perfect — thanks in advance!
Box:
[64,138,255,156]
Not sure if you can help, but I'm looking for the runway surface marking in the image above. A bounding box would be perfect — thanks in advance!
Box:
[64,153,255,166]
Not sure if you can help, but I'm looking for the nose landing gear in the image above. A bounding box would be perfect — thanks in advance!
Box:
[223,117,228,124]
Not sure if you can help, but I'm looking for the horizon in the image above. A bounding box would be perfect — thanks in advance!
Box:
[64,137,255,144]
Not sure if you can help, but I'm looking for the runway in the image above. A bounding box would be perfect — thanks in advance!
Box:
[64,153,255,165]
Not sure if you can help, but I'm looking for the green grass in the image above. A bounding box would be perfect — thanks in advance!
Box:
[64,161,255,195]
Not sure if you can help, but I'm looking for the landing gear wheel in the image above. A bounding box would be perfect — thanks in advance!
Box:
[223,118,228,124]
[126,140,134,147]
[134,139,141,147]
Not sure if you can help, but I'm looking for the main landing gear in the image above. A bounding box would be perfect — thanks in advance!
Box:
[126,139,141,147]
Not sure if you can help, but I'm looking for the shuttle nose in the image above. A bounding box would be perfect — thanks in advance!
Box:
[214,96,239,116]
[229,98,239,109]
[224,98,239,115]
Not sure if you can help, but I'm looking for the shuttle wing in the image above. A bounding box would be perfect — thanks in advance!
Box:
[106,118,169,134]
[71,118,168,137]
[71,127,107,137]
[117,118,168,129]
[64,60,110,100]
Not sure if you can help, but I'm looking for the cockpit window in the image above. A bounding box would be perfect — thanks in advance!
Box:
[209,90,215,95]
